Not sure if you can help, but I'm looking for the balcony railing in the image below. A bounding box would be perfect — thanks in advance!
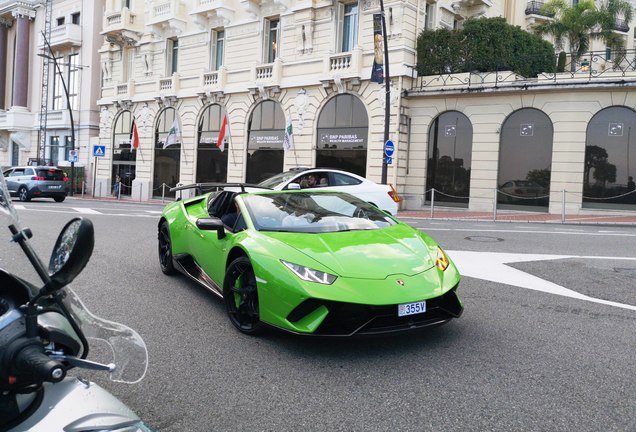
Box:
[614,19,629,33]
[408,49,636,93]
[190,0,235,27]
[525,1,554,17]
[102,8,144,44]
[40,23,82,49]
[147,0,187,35]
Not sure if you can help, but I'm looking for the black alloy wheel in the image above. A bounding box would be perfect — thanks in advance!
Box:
[158,221,177,275]
[223,256,263,335]
[18,187,30,202]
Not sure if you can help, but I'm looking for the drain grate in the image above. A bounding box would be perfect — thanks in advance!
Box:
[464,236,504,242]
[613,268,636,277]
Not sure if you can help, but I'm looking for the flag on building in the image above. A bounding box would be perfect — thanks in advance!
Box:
[164,117,181,149]
[216,114,230,152]
[283,110,294,152]
[130,119,139,150]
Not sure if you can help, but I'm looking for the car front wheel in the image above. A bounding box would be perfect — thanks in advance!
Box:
[18,187,30,202]
[158,221,177,275]
[223,256,263,335]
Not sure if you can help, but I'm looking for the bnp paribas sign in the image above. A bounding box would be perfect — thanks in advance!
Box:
[318,128,368,150]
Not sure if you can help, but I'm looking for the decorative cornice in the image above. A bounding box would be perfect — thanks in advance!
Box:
[11,6,36,20]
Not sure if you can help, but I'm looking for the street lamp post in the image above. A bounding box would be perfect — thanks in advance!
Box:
[39,31,76,196]
[380,0,391,185]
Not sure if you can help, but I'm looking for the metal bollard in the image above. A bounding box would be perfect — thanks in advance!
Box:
[430,188,435,219]
[493,188,498,221]
[561,189,566,224]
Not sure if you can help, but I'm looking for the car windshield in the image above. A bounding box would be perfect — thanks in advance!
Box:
[243,191,396,233]
[36,169,65,181]
[258,170,304,188]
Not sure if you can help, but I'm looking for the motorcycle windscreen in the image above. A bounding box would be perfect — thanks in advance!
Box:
[62,286,148,383]
[0,174,22,238]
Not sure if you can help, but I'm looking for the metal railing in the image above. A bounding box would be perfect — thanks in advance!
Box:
[407,187,635,223]
[409,49,636,92]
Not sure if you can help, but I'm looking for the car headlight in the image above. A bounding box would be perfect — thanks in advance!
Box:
[281,260,337,284]
[436,247,449,271]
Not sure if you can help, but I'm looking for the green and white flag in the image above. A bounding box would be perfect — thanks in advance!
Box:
[164,117,181,149]
[283,110,294,152]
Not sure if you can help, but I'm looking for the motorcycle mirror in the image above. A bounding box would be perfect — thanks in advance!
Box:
[46,218,94,291]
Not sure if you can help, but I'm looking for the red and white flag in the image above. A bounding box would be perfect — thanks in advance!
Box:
[130,120,140,150]
[216,115,230,152]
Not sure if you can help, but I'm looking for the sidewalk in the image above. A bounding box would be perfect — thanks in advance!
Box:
[398,208,636,225]
[68,194,636,226]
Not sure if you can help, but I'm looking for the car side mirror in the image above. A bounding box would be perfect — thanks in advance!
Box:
[196,217,226,239]
[287,183,301,190]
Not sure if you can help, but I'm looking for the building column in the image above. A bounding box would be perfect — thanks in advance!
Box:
[11,11,34,109]
[0,18,11,110]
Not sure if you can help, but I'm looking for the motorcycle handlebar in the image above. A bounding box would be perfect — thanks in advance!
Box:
[15,344,66,384]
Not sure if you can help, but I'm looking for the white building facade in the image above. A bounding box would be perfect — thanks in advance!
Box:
[0,0,104,191]
[3,0,634,214]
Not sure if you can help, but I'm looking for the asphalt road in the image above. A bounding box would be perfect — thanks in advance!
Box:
[4,199,636,431]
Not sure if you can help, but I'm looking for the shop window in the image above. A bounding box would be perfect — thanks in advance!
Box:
[153,108,181,197]
[197,104,228,183]
[426,111,473,207]
[316,94,368,177]
[246,100,285,183]
[497,108,553,210]
[583,106,636,210]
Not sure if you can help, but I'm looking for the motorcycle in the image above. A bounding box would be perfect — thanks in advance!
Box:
[0,175,153,431]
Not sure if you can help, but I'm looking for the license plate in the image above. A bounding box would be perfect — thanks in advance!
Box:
[49,185,62,189]
[398,300,426,317]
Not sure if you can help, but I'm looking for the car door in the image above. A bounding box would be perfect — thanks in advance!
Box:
[9,168,27,194]
[187,191,236,289]
[3,169,16,194]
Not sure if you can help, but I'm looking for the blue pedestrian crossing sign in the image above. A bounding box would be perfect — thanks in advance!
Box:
[384,140,395,158]
[93,145,106,157]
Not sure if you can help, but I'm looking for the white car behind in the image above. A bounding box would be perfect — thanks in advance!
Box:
[258,168,400,216]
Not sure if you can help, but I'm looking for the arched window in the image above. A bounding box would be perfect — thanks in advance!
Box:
[584,106,636,210]
[112,110,136,196]
[246,100,285,183]
[497,108,553,209]
[197,104,227,183]
[153,108,181,198]
[426,111,472,206]
[316,94,368,177]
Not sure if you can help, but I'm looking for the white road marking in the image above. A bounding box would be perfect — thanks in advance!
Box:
[13,205,26,210]
[72,208,102,214]
[448,250,636,311]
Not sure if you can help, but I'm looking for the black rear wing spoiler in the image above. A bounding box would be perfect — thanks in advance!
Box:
[169,183,272,195]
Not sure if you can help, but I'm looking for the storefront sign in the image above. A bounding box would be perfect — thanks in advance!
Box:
[248,131,285,149]
[318,128,368,149]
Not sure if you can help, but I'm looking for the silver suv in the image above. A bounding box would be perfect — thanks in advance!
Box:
[2,166,69,202]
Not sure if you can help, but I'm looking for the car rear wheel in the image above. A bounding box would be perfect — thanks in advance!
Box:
[223,256,263,335]
[158,221,177,275]
[18,187,30,202]
[54,196,65,202]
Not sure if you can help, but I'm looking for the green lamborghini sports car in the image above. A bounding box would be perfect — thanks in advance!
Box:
[157,184,463,336]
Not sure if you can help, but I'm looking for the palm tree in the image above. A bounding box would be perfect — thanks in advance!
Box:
[533,0,633,71]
